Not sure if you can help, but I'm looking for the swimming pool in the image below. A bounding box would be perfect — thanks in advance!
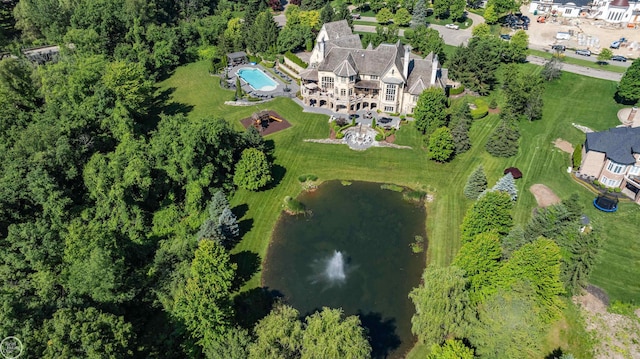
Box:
[237,68,278,91]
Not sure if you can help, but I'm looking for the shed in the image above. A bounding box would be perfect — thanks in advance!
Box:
[227,51,248,66]
[504,167,523,179]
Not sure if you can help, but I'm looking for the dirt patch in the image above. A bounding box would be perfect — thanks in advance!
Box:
[385,134,396,143]
[574,292,640,359]
[488,108,500,115]
[553,138,574,154]
[530,184,562,207]
[329,128,336,140]
[240,110,291,136]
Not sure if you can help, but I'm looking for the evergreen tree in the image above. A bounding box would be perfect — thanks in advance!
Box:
[433,0,452,19]
[450,0,466,21]
[453,231,502,304]
[482,4,498,24]
[485,118,520,157]
[209,190,230,219]
[541,57,562,82]
[427,127,455,162]
[492,172,518,200]
[250,11,280,54]
[242,125,267,153]
[563,230,601,295]
[463,166,487,200]
[412,0,428,27]
[451,120,471,154]
[394,8,412,26]
[218,207,240,240]
[460,191,513,243]
[617,59,640,104]
[501,226,525,259]
[233,148,273,190]
[320,3,335,25]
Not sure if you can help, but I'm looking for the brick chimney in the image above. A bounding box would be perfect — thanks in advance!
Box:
[626,107,637,127]
[403,45,411,80]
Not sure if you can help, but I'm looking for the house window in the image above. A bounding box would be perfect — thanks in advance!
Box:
[370,75,378,80]
[322,77,334,89]
[384,106,395,112]
[413,95,418,103]
[607,161,626,174]
[340,89,346,96]
[385,84,396,102]
[340,76,347,84]
[349,75,355,82]
[564,8,572,14]
[629,165,640,176]
[600,176,620,187]
[349,88,353,96]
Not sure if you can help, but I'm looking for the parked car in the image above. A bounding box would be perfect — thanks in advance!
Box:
[500,34,512,40]
[612,55,628,62]
[610,41,621,49]
[575,49,591,56]
[445,23,459,30]
[551,45,566,52]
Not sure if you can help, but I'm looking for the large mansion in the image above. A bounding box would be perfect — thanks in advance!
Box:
[299,20,449,115]
[529,0,640,25]
[578,126,640,203]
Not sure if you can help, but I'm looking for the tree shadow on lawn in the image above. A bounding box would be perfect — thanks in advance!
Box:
[233,286,284,329]
[231,250,260,290]
[264,164,286,191]
[142,87,194,134]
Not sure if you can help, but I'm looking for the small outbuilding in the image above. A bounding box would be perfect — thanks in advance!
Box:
[227,51,248,66]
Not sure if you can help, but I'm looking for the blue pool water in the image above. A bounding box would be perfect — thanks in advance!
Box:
[237,68,278,91]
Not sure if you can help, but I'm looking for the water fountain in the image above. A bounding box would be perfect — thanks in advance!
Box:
[325,250,346,282]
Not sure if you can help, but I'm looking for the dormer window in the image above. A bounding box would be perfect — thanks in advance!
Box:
[349,75,355,82]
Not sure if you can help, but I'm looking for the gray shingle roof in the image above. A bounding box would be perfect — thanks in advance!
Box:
[585,126,640,165]
[323,20,353,40]
[325,35,363,52]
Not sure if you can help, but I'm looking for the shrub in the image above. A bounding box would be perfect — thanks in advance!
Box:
[380,184,404,192]
[609,301,638,317]
[614,187,621,193]
[470,99,489,119]
[341,180,352,186]
[449,85,465,95]
[284,51,308,69]
[489,98,498,109]
[572,145,582,170]
[404,190,426,203]
[264,61,275,68]
[371,118,377,128]
[283,196,306,215]
[307,174,318,181]
[248,55,261,63]
[336,132,344,139]
[298,175,308,182]
[375,133,384,141]
[593,179,600,186]
[410,235,425,253]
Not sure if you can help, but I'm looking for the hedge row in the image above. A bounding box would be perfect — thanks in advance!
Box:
[470,99,488,119]
[285,51,308,69]
[449,85,465,96]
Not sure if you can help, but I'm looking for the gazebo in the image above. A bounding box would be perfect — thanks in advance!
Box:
[504,167,523,179]
[227,51,248,66]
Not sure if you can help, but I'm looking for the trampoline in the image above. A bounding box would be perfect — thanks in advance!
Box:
[593,195,618,212]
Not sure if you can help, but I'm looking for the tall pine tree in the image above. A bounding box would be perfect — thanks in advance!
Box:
[464,166,487,200]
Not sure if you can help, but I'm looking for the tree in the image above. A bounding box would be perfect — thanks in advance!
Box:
[471,23,491,37]
[320,3,335,25]
[448,36,503,95]
[485,118,520,157]
[249,304,303,359]
[463,166,487,200]
[394,8,412,26]
[250,11,280,54]
[206,327,252,359]
[218,207,240,240]
[483,4,498,24]
[242,125,267,152]
[428,339,474,359]
[173,239,236,348]
[409,265,474,347]
[0,58,38,121]
[470,284,546,358]
[498,238,565,322]
[102,60,152,115]
[39,307,135,358]
[412,0,428,26]
[450,0,466,21]
[505,30,528,63]
[404,25,445,61]
[234,148,273,190]
[452,232,502,304]
[427,127,455,162]
[597,48,613,62]
[414,88,448,134]
[460,190,513,243]
[541,57,562,82]
[616,59,640,104]
[433,0,452,19]
[491,172,518,200]
[450,120,471,155]
[376,8,393,24]
[563,230,601,295]
[301,308,372,359]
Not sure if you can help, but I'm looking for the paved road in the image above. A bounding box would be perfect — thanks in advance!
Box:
[529,44,632,68]
[527,55,623,81]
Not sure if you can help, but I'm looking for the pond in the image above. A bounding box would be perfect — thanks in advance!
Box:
[262,181,427,358]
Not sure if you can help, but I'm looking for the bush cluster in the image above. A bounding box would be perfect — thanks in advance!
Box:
[284,51,308,69]
[470,99,489,119]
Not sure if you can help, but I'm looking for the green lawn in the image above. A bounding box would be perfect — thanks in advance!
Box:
[160,60,640,355]
[529,49,628,74]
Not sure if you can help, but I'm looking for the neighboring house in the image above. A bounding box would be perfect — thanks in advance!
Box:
[300,20,449,115]
[578,126,640,202]
[529,0,640,25]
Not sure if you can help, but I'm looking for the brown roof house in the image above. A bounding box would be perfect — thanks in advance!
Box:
[300,20,449,115]
[578,126,640,202]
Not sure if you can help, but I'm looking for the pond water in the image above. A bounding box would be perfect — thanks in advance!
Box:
[262,181,426,358]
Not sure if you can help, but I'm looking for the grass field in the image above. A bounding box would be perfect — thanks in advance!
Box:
[160,60,640,356]
[529,49,628,73]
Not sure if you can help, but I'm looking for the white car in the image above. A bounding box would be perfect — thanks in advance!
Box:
[445,24,459,30]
